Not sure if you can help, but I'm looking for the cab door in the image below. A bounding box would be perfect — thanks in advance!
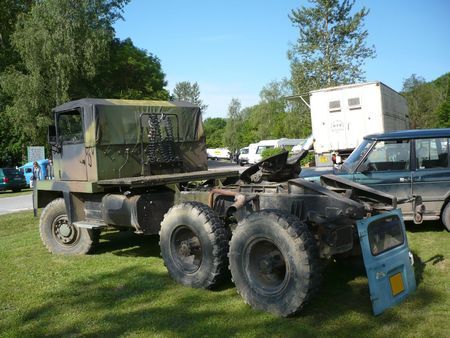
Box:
[54,110,87,181]
[357,210,416,315]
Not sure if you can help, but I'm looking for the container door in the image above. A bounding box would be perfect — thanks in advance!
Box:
[357,210,416,315]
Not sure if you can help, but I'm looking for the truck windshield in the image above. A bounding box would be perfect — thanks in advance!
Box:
[342,139,374,172]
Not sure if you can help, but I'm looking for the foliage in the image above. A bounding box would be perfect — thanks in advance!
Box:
[203,117,226,148]
[402,73,450,129]
[0,0,129,163]
[223,98,245,151]
[172,81,208,111]
[0,211,449,336]
[90,38,168,100]
[288,0,375,93]
[0,0,170,166]
[261,147,285,160]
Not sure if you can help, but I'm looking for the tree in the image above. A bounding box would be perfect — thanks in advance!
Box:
[172,81,208,111]
[0,0,129,159]
[203,117,226,148]
[92,38,168,100]
[288,0,375,94]
[402,74,442,129]
[223,98,245,150]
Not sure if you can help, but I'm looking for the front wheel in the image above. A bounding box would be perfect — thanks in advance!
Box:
[39,198,99,254]
[159,202,230,289]
[229,210,321,317]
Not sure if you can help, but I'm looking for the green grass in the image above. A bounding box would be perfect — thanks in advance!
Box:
[0,211,449,337]
[0,188,32,198]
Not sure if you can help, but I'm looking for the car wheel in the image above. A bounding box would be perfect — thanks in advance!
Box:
[229,210,321,317]
[40,198,99,254]
[159,202,230,289]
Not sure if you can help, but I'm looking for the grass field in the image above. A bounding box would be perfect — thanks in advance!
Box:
[0,211,448,337]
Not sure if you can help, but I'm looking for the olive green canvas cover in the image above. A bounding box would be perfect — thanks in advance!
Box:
[52,99,207,181]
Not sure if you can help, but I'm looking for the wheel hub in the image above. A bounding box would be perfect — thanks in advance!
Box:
[171,226,203,273]
[53,217,78,245]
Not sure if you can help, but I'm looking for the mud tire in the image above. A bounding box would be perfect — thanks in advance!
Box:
[229,210,321,317]
[159,202,230,289]
[39,198,99,255]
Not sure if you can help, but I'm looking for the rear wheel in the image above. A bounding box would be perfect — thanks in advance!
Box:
[441,202,450,232]
[159,202,230,289]
[39,198,99,254]
[229,210,320,317]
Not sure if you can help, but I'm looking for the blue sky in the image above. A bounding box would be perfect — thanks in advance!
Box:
[114,0,450,117]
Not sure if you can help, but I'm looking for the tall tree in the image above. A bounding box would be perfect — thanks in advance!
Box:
[92,38,168,100]
[223,98,244,150]
[402,73,448,129]
[288,0,375,94]
[0,0,129,156]
[172,81,208,111]
[203,117,226,148]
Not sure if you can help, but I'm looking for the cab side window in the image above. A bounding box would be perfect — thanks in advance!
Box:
[415,138,448,169]
[359,140,410,172]
[57,111,83,143]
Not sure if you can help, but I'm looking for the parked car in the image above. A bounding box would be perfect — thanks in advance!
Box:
[301,128,450,231]
[0,168,27,192]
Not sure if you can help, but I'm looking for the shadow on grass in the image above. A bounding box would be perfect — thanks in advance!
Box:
[95,230,161,258]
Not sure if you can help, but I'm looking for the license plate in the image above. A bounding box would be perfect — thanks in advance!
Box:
[319,155,328,163]
[389,272,405,296]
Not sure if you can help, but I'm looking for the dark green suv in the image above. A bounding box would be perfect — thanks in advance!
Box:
[0,168,27,192]
[302,128,450,231]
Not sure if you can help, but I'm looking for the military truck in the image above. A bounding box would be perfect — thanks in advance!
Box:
[34,99,416,317]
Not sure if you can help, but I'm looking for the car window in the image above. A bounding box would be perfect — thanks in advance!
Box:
[342,139,374,172]
[415,138,448,169]
[358,140,410,172]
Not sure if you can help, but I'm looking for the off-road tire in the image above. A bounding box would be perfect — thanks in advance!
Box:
[39,198,99,255]
[159,202,230,289]
[229,210,321,317]
[441,202,450,232]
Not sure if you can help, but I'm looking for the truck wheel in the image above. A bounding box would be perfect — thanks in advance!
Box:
[229,210,320,317]
[39,198,99,255]
[159,202,230,289]
[441,202,450,232]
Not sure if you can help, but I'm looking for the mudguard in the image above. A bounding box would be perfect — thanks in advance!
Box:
[357,209,416,315]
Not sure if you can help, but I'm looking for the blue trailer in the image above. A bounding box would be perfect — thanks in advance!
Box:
[19,159,50,184]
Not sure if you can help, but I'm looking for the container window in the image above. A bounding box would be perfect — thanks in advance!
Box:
[368,215,404,256]
[329,100,341,112]
[348,97,361,110]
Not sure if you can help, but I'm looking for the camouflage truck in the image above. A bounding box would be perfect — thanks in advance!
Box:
[34,99,416,317]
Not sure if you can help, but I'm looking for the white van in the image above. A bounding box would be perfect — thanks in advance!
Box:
[248,138,306,164]
[207,148,231,160]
